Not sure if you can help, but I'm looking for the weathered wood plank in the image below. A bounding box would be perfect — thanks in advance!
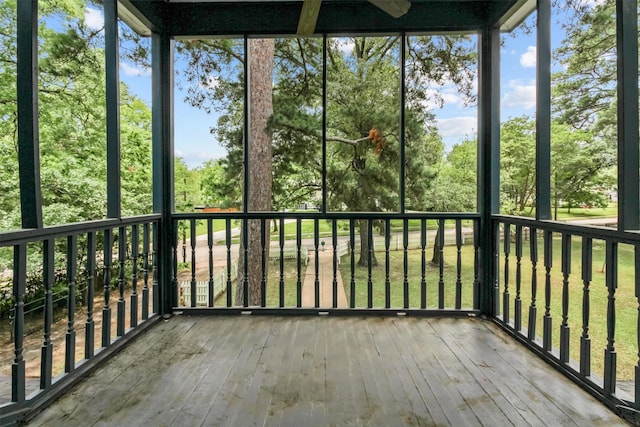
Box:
[28,316,629,427]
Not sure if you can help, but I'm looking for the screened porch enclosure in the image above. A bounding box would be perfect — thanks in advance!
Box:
[2,0,640,425]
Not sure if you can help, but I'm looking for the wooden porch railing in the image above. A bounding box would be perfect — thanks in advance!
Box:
[0,215,161,425]
[4,212,639,424]
[491,215,640,421]
[171,212,481,315]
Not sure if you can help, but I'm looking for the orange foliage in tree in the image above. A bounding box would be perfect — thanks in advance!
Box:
[368,128,386,156]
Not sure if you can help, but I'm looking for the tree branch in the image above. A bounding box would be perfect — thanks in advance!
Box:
[326,135,371,146]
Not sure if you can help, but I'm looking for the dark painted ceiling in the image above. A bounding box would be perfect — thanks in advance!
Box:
[120,0,533,37]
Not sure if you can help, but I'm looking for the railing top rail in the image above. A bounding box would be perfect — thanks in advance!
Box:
[172,211,481,220]
[492,214,640,244]
[0,214,161,247]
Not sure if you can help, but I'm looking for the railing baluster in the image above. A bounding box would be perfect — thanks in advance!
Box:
[85,233,96,360]
[261,218,267,308]
[279,218,285,307]
[241,217,253,307]
[367,219,373,309]
[190,219,197,308]
[296,219,302,307]
[349,218,356,308]
[144,232,153,314]
[514,225,523,331]
[560,233,571,364]
[580,237,592,377]
[207,218,214,307]
[543,230,553,352]
[635,244,640,405]
[493,222,500,316]
[226,218,232,308]
[503,223,511,324]
[102,229,112,347]
[527,227,538,341]
[455,219,462,310]
[603,240,618,395]
[12,244,26,403]
[130,225,139,327]
[40,239,54,388]
[314,218,320,307]
[438,219,445,309]
[384,219,391,309]
[151,223,159,314]
[65,235,78,372]
[403,219,409,309]
[142,223,150,319]
[332,219,338,308]
[172,223,179,308]
[420,218,427,309]
[117,227,126,337]
[473,219,480,310]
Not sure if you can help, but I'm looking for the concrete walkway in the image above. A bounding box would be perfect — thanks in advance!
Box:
[301,249,348,308]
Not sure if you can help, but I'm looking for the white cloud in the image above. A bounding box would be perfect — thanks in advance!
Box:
[520,46,536,68]
[121,62,151,77]
[84,8,104,31]
[441,92,460,105]
[436,116,476,138]
[178,150,220,168]
[502,80,536,109]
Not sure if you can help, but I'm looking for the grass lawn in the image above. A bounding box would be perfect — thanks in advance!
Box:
[338,247,476,309]
[498,234,636,381]
[553,205,617,220]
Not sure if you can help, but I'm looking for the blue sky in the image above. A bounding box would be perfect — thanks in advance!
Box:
[85,6,570,168]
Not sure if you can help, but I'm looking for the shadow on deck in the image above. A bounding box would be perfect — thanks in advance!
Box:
[27,315,627,426]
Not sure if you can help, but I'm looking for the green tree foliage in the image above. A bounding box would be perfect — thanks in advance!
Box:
[175,157,203,212]
[199,158,240,208]
[175,35,476,267]
[500,116,614,216]
[553,0,617,134]
[501,117,537,214]
[427,138,477,213]
[0,0,153,233]
[551,122,615,214]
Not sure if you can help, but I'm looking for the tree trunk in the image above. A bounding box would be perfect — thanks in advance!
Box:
[357,219,378,267]
[236,39,274,306]
[431,228,441,265]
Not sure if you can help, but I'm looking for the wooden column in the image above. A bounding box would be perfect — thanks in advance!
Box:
[616,0,639,231]
[477,24,501,316]
[152,33,175,315]
[104,0,121,218]
[16,0,42,229]
[536,0,551,220]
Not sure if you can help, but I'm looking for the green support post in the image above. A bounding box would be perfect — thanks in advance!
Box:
[152,33,175,316]
[105,0,121,219]
[16,0,42,229]
[536,0,551,220]
[616,0,639,231]
[477,24,501,316]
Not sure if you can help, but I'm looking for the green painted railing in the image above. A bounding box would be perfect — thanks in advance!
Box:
[6,211,636,424]
[0,215,160,425]
[172,212,481,315]
[491,215,640,421]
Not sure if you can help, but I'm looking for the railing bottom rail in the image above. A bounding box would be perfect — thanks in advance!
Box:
[174,307,481,318]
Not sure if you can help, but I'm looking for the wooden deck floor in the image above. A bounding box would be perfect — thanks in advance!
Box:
[27,315,627,426]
